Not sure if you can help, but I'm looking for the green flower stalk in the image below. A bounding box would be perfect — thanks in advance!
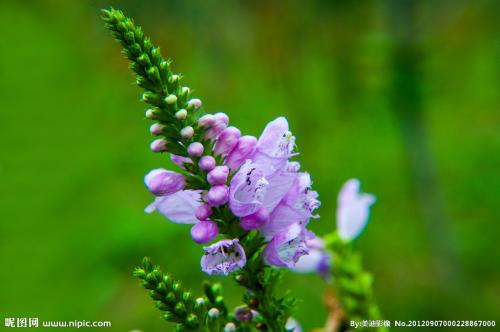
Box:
[102,7,386,332]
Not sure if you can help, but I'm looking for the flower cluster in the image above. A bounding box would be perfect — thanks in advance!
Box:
[145,111,322,274]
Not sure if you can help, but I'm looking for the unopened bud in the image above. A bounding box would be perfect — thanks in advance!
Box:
[207,166,229,185]
[214,126,241,156]
[224,323,236,332]
[165,94,178,104]
[207,185,229,207]
[199,156,216,171]
[145,108,157,119]
[187,98,202,110]
[175,109,187,120]
[195,204,213,220]
[169,74,179,84]
[144,168,186,196]
[190,220,219,244]
[208,308,220,318]
[180,126,194,139]
[150,123,164,135]
[187,142,204,157]
[150,139,167,152]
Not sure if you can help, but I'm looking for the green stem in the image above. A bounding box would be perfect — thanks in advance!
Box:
[326,233,388,332]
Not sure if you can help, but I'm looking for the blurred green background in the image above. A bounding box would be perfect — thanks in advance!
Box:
[1,0,498,330]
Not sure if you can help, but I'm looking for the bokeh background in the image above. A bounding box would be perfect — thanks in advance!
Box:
[1,0,499,330]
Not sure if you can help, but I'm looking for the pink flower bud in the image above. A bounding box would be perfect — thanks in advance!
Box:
[187,142,204,157]
[207,166,229,185]
[207,185,229,207]
[225,135,257,170]
[199,156,216,171]
[190,220,219,244]
[144,168,186,196]
[150,123,164,135]
[198,114,215,127]
[150,139,167,152]
[195,204,213,221]
[240,207,269,230]
[214,126,241,156]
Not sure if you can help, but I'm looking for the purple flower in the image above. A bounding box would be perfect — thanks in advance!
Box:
[292,232,331,280]
[262,223,309,268]
[199,156,216,171]
[187,98,202,110]
[201,239,246,275]
[250,117,296,174]
[144,168,186,196]
[336,179,375,241]
[214,126,241,156]
[261,172,320,239]
[171,154,192,169]
[145,190,202,224]
[240,207,269,231]
[207,185,229,207]
[229,161,296,217]
[225,135,258,171]
[207,166,229,185]
[190,220,219,244]
[187,142,204,157]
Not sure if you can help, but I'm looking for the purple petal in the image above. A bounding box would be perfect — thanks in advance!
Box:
[263,223,308,268]
[201,239,246,275]
[336,179,376,241]
[145,190,202,224]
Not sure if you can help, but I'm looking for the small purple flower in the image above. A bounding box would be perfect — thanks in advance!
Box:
[199,156,216,171]
[261,172,320,239]
[262,223,309,268]
[195,204,213,221]
[171,154,192,169]
[214,126,241,156]
[225,135,258,171]
[207,185,229,207]
[187,142,204,157]
[150,138,167,152]
[250,117,296,173]
[292,232,331,280]
[201,239,246,275]
[144,168,186,196]
[145,190,202,224]
[336,179,376,241]
[240,207,269,231]
[207,166,229,185]
[190,220,219,244]
[229,161,296,217]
